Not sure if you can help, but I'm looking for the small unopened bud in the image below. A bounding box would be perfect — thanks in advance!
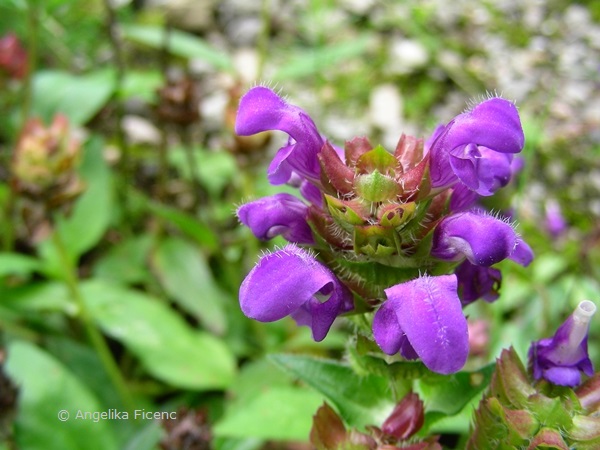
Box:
[381,392,424,440]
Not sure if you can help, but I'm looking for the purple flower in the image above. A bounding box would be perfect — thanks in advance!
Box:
[544,199,568,238]
[237,193,314,244]
[429,97,524,194]
[454,261,502,305]
[373,275,469,374]
[235,86,324,184]
[529,300,596,387]
[431,210,534,267]
[239,244,354,341]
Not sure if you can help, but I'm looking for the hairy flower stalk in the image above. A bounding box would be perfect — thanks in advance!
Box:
[235,86,532,375]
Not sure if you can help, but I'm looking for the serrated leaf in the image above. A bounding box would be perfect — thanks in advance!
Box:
[5,340,119,450]
[269,354,392,428]
[80,279,236,390]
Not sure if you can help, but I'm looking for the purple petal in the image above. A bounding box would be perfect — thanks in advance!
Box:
[236,86,323,183]
[449,146,514,196]
[449,184,479,212]
[509,237,534,267]
[454,261,502,305]
[430,97,524,189]
[528,300,596,387]
[381,275,469,374]
[431,211,518,266]
[373,300,405,354]
[239,244,353,341]
[237,193,314,244]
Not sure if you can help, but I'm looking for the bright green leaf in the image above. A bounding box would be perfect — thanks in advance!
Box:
[416,363,496,417]
[147,201,219,251]
[5,340,119,450]
[80,279,236,390]
[0,252,40,277]
[213,386,323,441]
[152,236,229,334]
[122,25,234,71]
[32,70,115,126]
[269,354,393,428]
[93,235,153,285]
[274,35,371,80]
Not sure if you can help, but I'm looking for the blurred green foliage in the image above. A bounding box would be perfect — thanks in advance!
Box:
[0,0,599,449]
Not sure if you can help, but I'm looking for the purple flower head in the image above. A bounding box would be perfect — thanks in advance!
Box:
[431,210,534,267]
[373,275,469,374]
[429,97,524,193]
[239,244,354,341]
[454,261,502,306]
[235,86,324,184]
[529,300,596,387]
[237,193,314,244]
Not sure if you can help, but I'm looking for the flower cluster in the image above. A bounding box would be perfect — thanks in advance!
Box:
[235,86,533,374]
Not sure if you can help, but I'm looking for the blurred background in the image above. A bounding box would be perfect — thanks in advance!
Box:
[0,0,599,448]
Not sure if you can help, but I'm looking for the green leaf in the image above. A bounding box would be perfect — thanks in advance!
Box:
[0,281,73,314]
[121,70,163,102]
[93,235,153,285]
[5,340,119,450]
[80,279,236,390]
[416,363,496,417]
[168,146,238,197]
[0,252,40,277]
[152,236,229,334]
[274,35,371,80]
[269,354,393,428]
[38,136,114,276]
[147,201,219,251]
[213,386,323,441]
[32,70,116,126]
[122,25,234,71]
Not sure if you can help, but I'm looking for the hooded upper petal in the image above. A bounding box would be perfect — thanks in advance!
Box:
[236,86,324,183]
[239,244,353,341]
[528,300,596,387]
[430,97,524,190]
[431,211,520,266]
[237,193,314,244]
[375,275,469,374]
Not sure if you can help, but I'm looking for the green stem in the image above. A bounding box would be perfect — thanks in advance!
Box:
[22,0,39,126]
[51,230,134,410]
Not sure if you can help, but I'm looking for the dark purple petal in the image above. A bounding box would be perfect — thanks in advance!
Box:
[528,300,596,387]
[431,211,518,266]
[300,179,323,207]
[454,261,502,305]
[373,300,405,354]
[430,97,524,189]
[449,146,514,196]
[449,183,480,212]
[376,275,469,374]
[237,193,314,244]
[239,244,353,341]
[236,86,323,183]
